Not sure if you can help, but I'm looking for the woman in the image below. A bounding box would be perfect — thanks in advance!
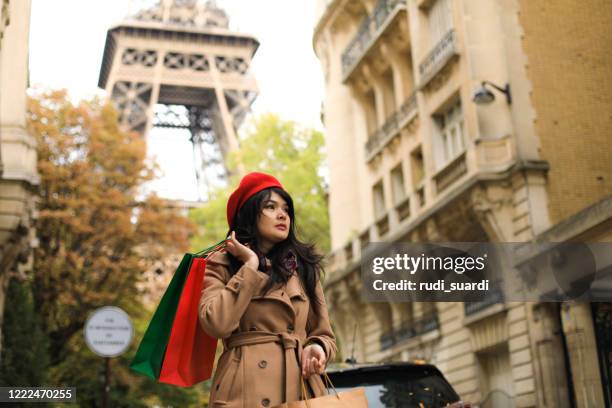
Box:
[198,172,337,408]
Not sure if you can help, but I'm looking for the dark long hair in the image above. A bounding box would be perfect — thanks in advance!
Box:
[225,187,325,317]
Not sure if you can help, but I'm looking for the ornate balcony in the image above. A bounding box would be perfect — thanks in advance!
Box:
[341,0,407,80]
[433,150,468,193]
[365,92,418,162]
[418,29,459,88]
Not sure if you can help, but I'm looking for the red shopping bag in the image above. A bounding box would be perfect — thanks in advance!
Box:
[159,256,218,386]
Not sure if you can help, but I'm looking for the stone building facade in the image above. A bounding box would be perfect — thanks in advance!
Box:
[0,0,38,362]
[313,0,611,406]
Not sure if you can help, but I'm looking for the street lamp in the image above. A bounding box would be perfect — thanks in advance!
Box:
[472,81,512,105]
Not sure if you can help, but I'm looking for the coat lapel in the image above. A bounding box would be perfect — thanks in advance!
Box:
[252,272,306,320]
[285,273,307,301]
[209,251,307,318]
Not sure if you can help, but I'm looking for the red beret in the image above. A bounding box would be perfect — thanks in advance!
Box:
[227,172,284,227]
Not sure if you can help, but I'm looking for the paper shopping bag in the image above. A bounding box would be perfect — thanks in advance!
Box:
[273,372,369,408]
[158,257,218,386]
[129,253,194,379]
[130,238,226,384]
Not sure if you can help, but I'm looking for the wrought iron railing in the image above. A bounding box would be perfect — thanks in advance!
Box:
[421,314,440,332]
[341,0,407,78]
[464,281,505,316]
[365,92,417,161]
[381,314,440,350]
[398,314,439,342]
[380,331,395,350]
[418,29,458,86]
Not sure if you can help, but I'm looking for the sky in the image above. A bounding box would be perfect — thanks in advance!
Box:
[29,0,326,201]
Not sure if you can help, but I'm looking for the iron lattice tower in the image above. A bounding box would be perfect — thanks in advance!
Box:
[98,0,258,199]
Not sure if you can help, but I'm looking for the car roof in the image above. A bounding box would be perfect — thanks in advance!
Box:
[325,361,461,403]
[326,361,444,375]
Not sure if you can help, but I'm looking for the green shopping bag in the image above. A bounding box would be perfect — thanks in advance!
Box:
[130,238,226,380]
[130,253,194,379]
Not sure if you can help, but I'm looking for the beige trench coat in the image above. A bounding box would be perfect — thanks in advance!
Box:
[198,251,337,408]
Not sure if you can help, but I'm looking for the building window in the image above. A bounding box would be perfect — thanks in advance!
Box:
[428,0,453,45]
[372,180,386,219]
[390,164,406,205]
[433,99,465,170]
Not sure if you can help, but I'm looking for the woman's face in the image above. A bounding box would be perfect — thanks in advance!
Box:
[256,191,290,250]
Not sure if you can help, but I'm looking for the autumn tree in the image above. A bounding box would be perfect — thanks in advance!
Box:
[190,112,330,253]
[26,90,198,405]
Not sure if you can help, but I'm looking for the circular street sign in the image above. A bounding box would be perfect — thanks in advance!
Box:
[84,306,133,357]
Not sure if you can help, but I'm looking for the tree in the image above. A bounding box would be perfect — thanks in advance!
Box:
[0,279,49,397]
[190,113,330,253]
[26,89,198,405]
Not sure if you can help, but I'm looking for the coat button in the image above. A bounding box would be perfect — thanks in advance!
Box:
[261,398,270,407]
[250,326,258,331]
[233,281,241,290]
[258,360,267,368]
[287,323,294,332]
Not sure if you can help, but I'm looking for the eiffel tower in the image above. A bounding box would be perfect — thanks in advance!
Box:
[98,0,258,200]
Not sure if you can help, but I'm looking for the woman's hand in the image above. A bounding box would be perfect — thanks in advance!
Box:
[301,343,326,379]
[225,231,258,270]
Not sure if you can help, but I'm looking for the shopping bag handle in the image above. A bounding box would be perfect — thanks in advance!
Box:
[300,376,312,408]
[300,371,340,406]
[194,238,227,258]
[322,372,339,396]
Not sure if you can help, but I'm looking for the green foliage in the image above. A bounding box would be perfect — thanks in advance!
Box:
[0,279,49,394]
[190,113,330,253]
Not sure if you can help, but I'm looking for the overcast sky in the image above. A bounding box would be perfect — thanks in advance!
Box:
[29,0,325,201]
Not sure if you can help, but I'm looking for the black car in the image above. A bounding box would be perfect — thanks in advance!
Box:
[325,362,468,407]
